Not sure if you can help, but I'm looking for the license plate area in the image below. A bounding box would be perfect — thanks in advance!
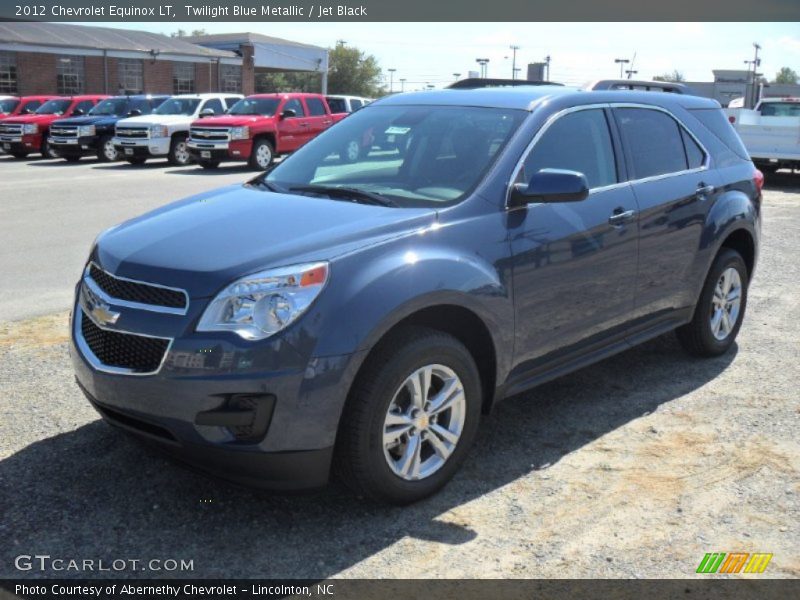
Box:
[201,151,211,158]
[124,148,133,155]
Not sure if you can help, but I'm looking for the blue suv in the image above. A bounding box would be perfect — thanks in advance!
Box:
[71,86,761,504]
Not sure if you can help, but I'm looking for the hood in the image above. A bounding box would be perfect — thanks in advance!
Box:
[2,113,62,125]
[116,114,193,128]
[53,115,122,127]
[193,115,276,128]
[94,184,435,298]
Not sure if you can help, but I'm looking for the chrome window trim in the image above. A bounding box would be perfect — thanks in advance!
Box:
[74,307,173,377]
[505,102,711,209]
[85,262,189,315]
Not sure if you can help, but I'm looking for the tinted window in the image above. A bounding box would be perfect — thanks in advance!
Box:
[351,99,363,110]
[225,97,241,110]
[202,98,224,115]
[615,108,688,179]
[522,109,617,189]
[72,100,95,115]
[155,98,201,116]
[89,97,130,116]
[0,98,18,113]
[305,97,326,116]
[36,99,71,115]
[20,99,42,113]
[229,98,280,116]
[681,129,705,169]
[326,97,347,113]
[688,108,749,160]
[759,102,800,117]
[283,98,305,117]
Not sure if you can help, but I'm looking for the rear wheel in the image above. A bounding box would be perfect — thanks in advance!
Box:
[248,138,274,170]
[40,138,56,159]
[335,327,481,504]
[676,248,749,357]
[167,134,191,166]
[199,160,220,170]
[10,151,28,159]
[97,136,119,162]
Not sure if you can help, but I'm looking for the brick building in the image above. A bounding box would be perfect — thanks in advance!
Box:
[0,22,328,97]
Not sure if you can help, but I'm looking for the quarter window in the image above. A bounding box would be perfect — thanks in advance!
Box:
[173,63,195,94]
[522,108,617,189]
[0,51,17,94]
[57,56,84,95]
[305,97,326,116]
[118,59,143,94]
[614,108,688,179]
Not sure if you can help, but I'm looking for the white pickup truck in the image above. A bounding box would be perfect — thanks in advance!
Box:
[113,93,242,166]
[725,97,800,173]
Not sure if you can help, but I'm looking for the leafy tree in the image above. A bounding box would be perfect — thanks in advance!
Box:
[653,70,686,83]
[326,44,384,97]
[773,67,799,84]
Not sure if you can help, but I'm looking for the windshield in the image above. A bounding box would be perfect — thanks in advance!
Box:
[229,98,280,116]
[0,98,19,113]
[36,99,71,115]
[264,104,525,207]
[89,97,131,116]
[760,102,800,117]
[155,98,201,116]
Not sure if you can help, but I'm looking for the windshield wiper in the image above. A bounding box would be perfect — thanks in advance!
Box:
[289,185,398,207]
[247,178,285,193]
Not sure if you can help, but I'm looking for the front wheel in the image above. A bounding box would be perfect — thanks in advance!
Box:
[167,134,191,166]
[199,160,220,170]
[335,327,481,504]
[248,139,274,170]
[10,151,28,159]
[126,157,147,165]
[97,136,119,162]
[676,248,749,357]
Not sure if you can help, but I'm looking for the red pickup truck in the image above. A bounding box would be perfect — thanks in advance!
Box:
[1,95,60,120]
[187,93,347,170]
[0,95,107,158]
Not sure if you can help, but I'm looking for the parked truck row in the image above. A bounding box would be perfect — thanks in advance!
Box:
[0,92,371,169]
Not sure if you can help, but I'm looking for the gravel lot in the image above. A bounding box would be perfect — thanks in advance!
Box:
[0,161,798,579]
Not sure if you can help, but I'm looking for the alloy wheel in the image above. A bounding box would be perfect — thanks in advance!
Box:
[103,140,118,161]
[710,267,742,340]
[256,143,272,169]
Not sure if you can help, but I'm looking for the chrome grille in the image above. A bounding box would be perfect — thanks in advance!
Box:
[190,126,230,142]
[116,127,149,139]
[0,124,22,135]
[50,125,78,138]
[87,263,188,313]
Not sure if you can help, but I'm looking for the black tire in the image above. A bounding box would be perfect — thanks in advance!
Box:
[248,138,274,170]
[10,151,29,159]
[335,326,482,504]
[40,137,55,159]
[126,157,147,165]
[199,160,220,170]
[676,248,749,357]
[96,136,119,162]
[167,134,191,166]
[63,155,81,163]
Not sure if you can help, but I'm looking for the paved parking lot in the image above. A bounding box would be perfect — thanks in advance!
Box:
[0,159,798,579]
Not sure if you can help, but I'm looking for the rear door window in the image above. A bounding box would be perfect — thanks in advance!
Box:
[614,108,688,179]
[521,108,618,189]
[351,99,363,110]
[305,97,327,116]
[681,129,706,169]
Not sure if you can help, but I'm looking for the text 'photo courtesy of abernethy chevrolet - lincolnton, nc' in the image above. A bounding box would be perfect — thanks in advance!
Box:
[65,81,761,505]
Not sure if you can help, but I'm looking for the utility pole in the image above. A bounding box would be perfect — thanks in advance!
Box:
[509,45,520,80]
[399,78,406,92]
[544,55,551,82]
[387,68,396,93]
[746,42,762,108]
[614,58,630,78]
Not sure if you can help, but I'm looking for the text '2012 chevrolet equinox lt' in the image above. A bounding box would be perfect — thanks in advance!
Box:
[71,86,761,504]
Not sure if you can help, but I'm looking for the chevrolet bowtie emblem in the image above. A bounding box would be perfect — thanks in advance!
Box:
[91,302,120,326]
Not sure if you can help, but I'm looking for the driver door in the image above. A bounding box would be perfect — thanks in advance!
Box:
[509,107,640,368]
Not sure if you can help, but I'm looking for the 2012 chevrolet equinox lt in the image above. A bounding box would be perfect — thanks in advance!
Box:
[71,86,761,504]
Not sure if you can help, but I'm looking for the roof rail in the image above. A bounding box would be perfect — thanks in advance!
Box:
[585,79,692,94]
[448,78,563,89]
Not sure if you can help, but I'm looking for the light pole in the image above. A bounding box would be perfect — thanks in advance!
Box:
[476,58,489,78]
[744,42,762,108]
[544,55,551,82]
[625,69,638,79]
[614,58,629,78]
[399,78,406,92]
[509,45,520,80]
[453,72,461,80]
[387,68,396,93]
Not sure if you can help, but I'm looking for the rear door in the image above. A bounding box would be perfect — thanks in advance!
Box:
[277,97,309,150]
[612,106,716,317]
[303,96,331,139]
[510,106,640,366]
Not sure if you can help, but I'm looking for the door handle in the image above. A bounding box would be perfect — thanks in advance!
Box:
[696,183,715,199]
[323,120,332,125]
[299,123,310,127]
[608,208,636,226]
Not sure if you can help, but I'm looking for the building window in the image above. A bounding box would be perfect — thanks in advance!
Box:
[0,51,17,94]
[173,62,195,94]
[56,55,84,94]
[220,64,241,93]
[118,58,143,94]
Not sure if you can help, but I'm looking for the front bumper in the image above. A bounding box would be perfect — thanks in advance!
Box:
[49,135,99,156]
[187,139,251,161]
[0,133,40,153]
[113,136,170,157]
[69,281,362,490]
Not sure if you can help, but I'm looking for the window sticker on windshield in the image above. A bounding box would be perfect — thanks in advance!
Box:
[384,126,411,135]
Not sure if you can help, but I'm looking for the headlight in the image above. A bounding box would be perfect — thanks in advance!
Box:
[149,124,168,138]
[78,125,95,137]
[22,124,38,134]
[197,262,329,341]
[230,126,250,141]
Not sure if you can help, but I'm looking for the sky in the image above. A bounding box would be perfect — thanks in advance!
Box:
[83,22,800,90]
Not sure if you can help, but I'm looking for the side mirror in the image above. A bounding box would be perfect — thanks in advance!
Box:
[280,109,296,119]
[71,108,84,116]
[509,169,589,208]
[128,108,142,117]
[199,108,215,118]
